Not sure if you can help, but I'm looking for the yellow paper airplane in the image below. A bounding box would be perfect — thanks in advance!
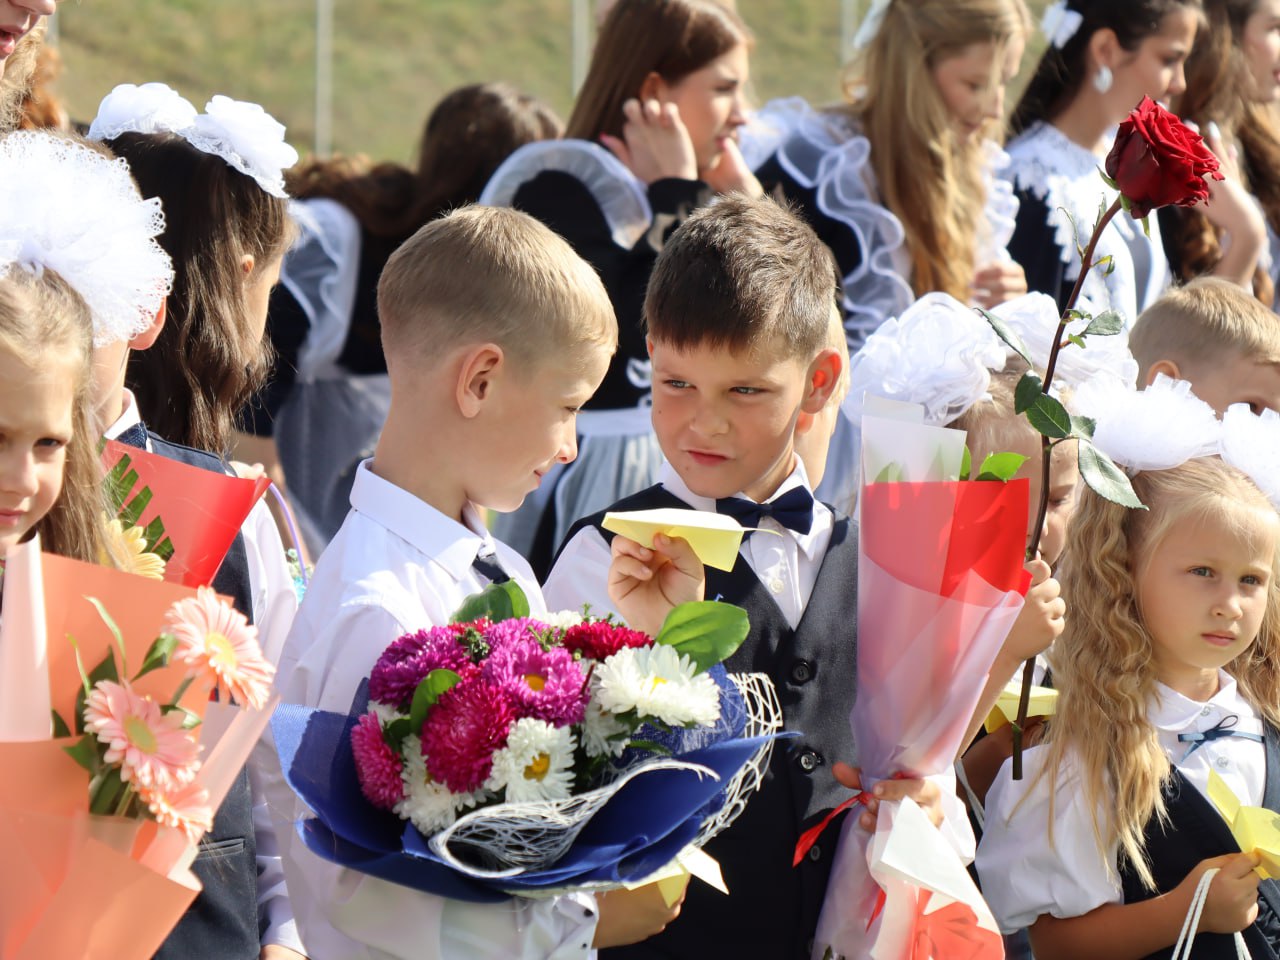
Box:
[984,680,1059,734]
[603,508,764,572]
[621,846,728,906]
[1207,769,1280,879]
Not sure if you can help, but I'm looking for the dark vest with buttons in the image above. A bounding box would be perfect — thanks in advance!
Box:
[143,433,262,960]
[1118,725,1280,960]
[560,484,860,960]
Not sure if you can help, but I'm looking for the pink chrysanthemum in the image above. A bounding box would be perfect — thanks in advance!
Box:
[483,618,555,652]
[83,680,199,790]
[421,677,516,794]
[563,621,653,662]
[351,711,405,810]
[369,624,475,710]
[166,586,275,709]
[140,780,214,843]
[481,637,588,726]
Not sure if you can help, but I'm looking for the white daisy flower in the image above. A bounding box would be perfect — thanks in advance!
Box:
[541,609,586,631]
[394,735,481,834]
[369,700,403,727]
[486,718,576,802]
[582,695,630,758]
[595,645,721,728]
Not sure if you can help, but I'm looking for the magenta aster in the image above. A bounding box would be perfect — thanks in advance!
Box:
[421,677,516,793]
[563,621,653,662]
[351,712,405,810]
[481,636,588,726]
[369,624,475,710]
[482,618,554,651]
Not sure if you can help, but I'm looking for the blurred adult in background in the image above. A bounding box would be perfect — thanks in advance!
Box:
[238,82,561,550]
[481,0,760,576]
[0,2,58,130]
[1164,0,1280,307]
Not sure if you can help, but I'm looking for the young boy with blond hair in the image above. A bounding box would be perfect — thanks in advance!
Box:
[273,205,699,960]
[545,195,972,960]
[1130,276,1280,415]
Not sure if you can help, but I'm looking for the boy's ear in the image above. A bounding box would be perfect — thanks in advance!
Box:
[800,347,843,415]
[456,343,505,419]
[127,298,167,352]
[645,336,655,358]
[1144,359,1182,386]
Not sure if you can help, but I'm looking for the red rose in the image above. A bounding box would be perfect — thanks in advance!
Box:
[1104,96,1223,219]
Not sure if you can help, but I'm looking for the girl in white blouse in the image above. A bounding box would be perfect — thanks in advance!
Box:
[978,455,1280,960]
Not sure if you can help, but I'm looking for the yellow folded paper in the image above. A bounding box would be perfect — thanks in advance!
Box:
[603,508,757,572]
[621,846,729,905]
[984,680,1059,734]
[1207,769,1280,879]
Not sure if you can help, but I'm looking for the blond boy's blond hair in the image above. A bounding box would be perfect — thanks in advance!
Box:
[378,205,617,371]
[1130,277,1280,380]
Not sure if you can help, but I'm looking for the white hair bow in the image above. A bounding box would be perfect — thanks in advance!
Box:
[851,0,892,51]
[1041,1,1083,49]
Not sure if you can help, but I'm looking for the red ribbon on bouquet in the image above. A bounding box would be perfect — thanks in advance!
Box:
[910,891,1004,960]
[792,792,872,868]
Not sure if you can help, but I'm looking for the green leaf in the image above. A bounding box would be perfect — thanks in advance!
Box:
[653,601,750,674]
[450,581,530,624]
[959,444,972,482]
[627,738,674,757]
[872,461,904,484]
[63,733,99,774]
[1092,254,1113,275]
[51,710,71,739]
[134,632,179,681]
[1083,311,1124,337]
[977,306,1033,366]
[88,766,126,815]
[976,452,1029,483]
[84,596,128,678]
[1065,333,1087,350]
[409,668,463,733]
[1014,371,1045,414]
[119,483,152,527]
[1099,170,1119,190]
[163,705,202,730]
[1025,393,1073,439]
[1069,415,1097,440]
[383,717,412,754]
[1078,441,1145,509]
[1141,214,1151,238]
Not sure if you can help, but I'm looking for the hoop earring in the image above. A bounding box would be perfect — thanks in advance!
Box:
[1093,66,1113,93]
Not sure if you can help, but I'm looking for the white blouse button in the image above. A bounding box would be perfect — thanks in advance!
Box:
[1200,707,1212,717]
[770,578,785,594]
[1216,756,1230,769]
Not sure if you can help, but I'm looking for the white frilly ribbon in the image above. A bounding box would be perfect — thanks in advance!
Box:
[851,0,893,51]
[89,84,298,199]
[1220,404,1280,510]
[0,132,174,346]
[1073,375,1222,473]
[1041,1,1084,49]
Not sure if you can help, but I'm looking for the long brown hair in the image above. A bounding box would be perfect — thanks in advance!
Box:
[0,268,111,564]
[844,0,1031,300]
[106,131,290,455]
[1170,0,1280,303]
[566,0,750,143]
[0,20,45,133]
[288,83,562,241]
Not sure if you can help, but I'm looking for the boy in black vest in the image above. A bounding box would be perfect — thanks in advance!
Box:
[545,195,968,960]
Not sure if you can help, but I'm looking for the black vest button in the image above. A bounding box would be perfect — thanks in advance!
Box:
[791,659,814,684]
[807,844,822,862]
[797,749,822,773]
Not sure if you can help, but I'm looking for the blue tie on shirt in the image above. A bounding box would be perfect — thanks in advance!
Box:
[114,422,149,450]
[715,486,815,537]
[1177,713,1264,761]
[471,547,511,585]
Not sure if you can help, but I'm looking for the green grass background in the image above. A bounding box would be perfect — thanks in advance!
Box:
[52,1,1051,165]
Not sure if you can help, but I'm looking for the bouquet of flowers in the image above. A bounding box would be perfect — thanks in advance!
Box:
[0,539,279,959]
[274,583,783,898]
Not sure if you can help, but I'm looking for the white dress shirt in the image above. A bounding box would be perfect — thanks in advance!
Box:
[544,459,834,629]
[103,391,303,952]
[268,460,598,960]
[978,671,1267,933]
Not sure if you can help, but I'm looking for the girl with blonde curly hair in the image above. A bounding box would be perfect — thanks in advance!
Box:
[979,456,1280,959]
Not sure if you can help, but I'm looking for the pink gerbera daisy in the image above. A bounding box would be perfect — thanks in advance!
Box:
[351,711,405,810]
[83,680,199,790]
[166,586,275,709]
[140,780,214,843]
[421,677,516,794]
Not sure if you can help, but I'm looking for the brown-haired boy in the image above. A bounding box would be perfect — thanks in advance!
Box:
[272,206,700,959]
[1130,276,1280,415]
[546,195,970,960]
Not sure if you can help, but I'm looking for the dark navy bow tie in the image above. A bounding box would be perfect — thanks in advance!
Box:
[1177,713,1263,761]
[715,486,815,537]
[471,547,511,585]
[114,422,149,450]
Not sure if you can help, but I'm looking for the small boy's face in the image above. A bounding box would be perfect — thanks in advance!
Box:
[649,337,817,502]
[1157,355,1280,417]
[471,341,611,513]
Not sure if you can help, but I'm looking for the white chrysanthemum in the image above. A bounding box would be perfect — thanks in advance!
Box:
[369,700,403,727]
[394,735,481,835]
[595,645,720,727]
[485,718,576,802]
[582,695,630,758]
[541,610,586,631]
[1221,404,1280,509]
